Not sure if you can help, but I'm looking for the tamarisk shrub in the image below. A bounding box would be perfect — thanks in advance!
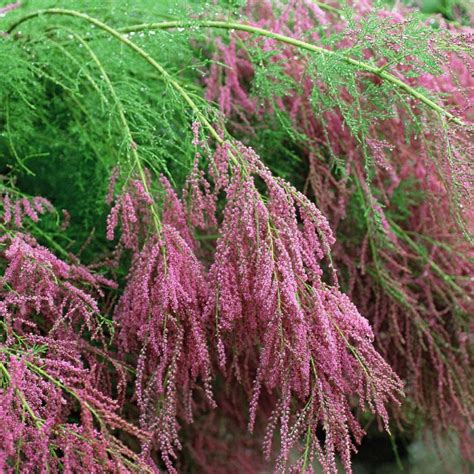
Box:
[204,0,474,458]
[103,137,403,472]
[1,0,471,471]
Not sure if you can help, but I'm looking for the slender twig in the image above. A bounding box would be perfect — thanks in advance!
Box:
[117,20,465,126]
[313,1,342,16]
[57,26,163,231]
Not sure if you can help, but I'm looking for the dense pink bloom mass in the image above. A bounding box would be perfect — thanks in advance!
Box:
[0,229,149,472]
[0,232,114,337]
[0,345,149,473]
[97,136,403,472]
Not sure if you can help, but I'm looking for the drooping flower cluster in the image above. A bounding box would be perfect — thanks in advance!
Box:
[99,134,405,472]
[106,176,154,250]
[107,176,213,472]
[0,232,112,338]
[1,193,54,228]
[197,141,403,472]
